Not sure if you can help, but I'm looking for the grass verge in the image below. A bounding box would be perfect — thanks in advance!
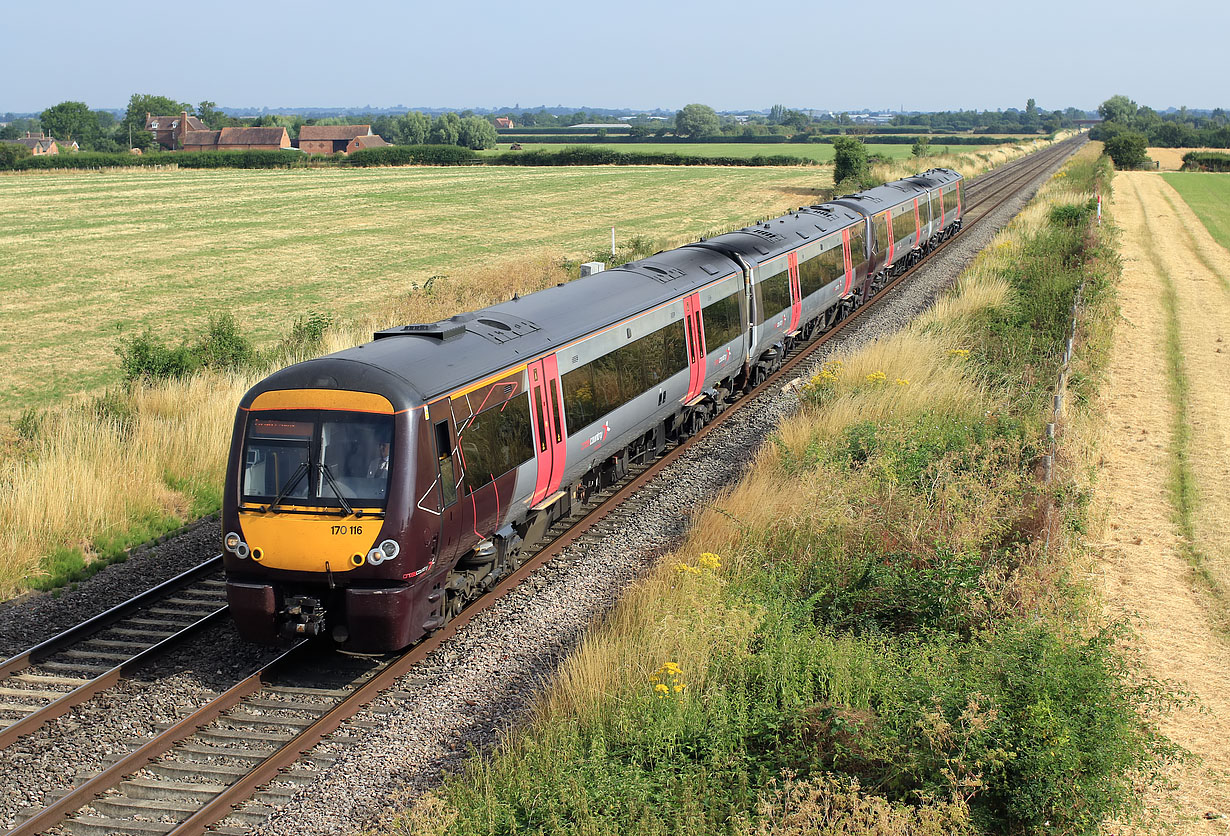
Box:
[380,145,1179,835]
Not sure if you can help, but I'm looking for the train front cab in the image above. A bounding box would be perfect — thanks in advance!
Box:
[222,386,444,652]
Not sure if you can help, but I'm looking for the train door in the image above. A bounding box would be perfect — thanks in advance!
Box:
[913,198,922,248]
[427,400,461,561]
[528,357,567,507]
[786,253,802,333]
[682,293,707,402]
[841,229,854,297]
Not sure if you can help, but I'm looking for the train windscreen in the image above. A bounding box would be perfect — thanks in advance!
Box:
[241,411,394,509]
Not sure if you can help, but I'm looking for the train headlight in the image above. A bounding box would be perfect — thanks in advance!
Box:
[234,542,251,560]
[224,532,242,553]
[379,540,400,560]
[367,548,384,566]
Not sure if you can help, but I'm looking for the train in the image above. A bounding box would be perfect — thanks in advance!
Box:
[221,168,964,652]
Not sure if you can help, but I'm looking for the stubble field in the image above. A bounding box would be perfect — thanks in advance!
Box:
[0,165,828,414]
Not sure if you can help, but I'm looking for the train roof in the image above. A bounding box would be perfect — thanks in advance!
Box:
[831,169,961,216]
[689,203,862,264]
[243,244,743,410]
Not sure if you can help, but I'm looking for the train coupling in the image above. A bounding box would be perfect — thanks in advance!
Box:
[279,595,328,638]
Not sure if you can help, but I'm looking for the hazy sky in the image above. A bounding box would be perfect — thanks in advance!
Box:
[4,0,1225,114]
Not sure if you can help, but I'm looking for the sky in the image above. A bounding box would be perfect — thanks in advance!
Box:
[3,0,1226,115]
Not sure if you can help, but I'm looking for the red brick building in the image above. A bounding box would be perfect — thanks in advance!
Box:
[298,125,388,154]
[494,117,514,129]
[2,132,61,155]
[145,111,208,150]
[182,126,292,152]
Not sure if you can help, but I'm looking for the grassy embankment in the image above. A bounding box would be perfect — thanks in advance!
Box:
[0,137,1060,598]
[385,145,1177,835]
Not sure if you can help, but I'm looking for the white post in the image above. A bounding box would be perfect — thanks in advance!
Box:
[611,226,616,260]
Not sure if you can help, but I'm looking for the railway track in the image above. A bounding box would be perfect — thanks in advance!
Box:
[4,134,1083,836]
[0,558,227,753]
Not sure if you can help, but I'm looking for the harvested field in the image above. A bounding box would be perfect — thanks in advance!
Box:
[1098,171,1230,832]
[0,165,826,415]
[1148,147,1226,171]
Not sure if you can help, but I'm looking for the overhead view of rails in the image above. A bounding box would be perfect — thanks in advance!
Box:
[0,134,1085,836]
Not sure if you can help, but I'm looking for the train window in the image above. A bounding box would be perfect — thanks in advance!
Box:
[561,319,688,433]
[944,186,959,215]
[849,224,867,277]
[533,388,549,453]
[756,269,792,325]
[241,411,394,508]
[457,392,534,493]
[892,206,915,245]
[799,244,844,299]
[550,386,563,443]
[873,213,890,254]
[435,419,458,507]
[702,291,742,349]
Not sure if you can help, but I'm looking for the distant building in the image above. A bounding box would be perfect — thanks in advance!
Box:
[2,132,61,155]
[298,125,387,154]
[493,117,514,129]
[182,126,292,152]
[145,111,208,150]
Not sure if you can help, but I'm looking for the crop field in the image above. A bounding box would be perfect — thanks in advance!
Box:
[480,142,934,161]
[1161,172,1230,250]
[0,165,828,415]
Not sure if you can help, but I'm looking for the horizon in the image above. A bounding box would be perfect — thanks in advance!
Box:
[4,0,1225,117]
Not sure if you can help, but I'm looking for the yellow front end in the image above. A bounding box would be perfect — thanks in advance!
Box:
[238,509,384,572]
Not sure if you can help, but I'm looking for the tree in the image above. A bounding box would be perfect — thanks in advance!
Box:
[833,136,869,188]
[780,109,810,132]
[39,101,99,146]
[674,103,720,139]
[0,142,32,168]
[429,112,461,145]
[769,104,786,124]
[457,115,498,150]
[392,111,431,145]
[1103,131,1149,169]
[197,101,225,129]
[1098,94,1138,126]
[911,135,932,158]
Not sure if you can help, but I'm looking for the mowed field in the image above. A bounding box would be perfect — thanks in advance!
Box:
[1162,172,1230,251]
[481,142,935,161]
[0,165,828,414]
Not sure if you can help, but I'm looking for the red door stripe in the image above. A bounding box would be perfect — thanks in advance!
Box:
[787,252,801,332]
[528,360,552,506]
[885,212,894,264]
[683,293,706,401]
[913,198,921,246]
[543,353,567,496]
[841,230,853,296]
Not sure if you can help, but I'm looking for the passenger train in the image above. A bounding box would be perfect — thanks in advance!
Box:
[222,168,964,651]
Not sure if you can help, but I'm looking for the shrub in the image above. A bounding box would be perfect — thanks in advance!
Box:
[1102,131,1149,169]
[833,137,869,187]
[346,144,478,166]
[116,313,254,382]
[0,142,33,168]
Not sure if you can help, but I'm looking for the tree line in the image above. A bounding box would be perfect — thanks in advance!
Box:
[1092,94,1230,169]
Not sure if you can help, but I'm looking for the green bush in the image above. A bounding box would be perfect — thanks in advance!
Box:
[1102,131,1149,170]
[1181,151,1230,172]
[116,313,255,382]
[345,144,478,166]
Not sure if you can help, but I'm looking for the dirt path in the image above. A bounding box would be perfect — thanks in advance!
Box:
[1098,172,1230,833]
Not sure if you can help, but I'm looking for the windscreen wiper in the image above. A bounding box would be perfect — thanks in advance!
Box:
[268,461,309,512]
[318,463,355,516]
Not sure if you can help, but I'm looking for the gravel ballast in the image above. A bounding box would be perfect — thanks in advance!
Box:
[0,146,1073,836]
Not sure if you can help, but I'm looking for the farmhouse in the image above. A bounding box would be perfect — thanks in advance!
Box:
[1,132,63,155]
[298,125,389,154]
[494,117,514,129]
[182,126,292,152]
[145,111,208,150]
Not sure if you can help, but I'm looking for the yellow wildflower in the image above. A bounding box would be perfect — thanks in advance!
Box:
[674,562,700,575]
[698,552,721,570]
[674,684,686,693]
[894,378,910,387]
[655,682,669,694]
[948,348,970,358]
[865,370,887,384]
